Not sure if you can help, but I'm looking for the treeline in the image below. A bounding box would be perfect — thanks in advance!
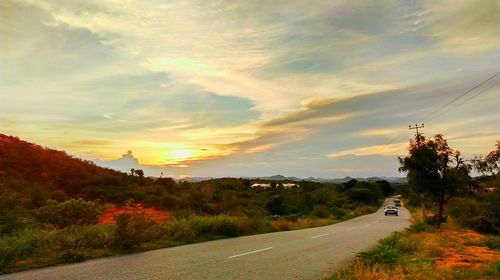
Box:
[1,175,393,235]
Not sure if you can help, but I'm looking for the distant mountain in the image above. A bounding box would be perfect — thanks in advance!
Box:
[177,176,214,182]
[247,174,406,184]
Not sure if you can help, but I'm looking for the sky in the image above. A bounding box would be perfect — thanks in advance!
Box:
[1,0,499,178]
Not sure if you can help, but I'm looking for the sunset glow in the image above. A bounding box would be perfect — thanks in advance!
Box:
[1,0,499,178]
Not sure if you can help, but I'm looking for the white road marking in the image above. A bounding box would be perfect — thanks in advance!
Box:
[311,233,330,239]
[228,247,273,259]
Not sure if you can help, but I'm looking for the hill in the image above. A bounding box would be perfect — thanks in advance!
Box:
[0,134,123,200]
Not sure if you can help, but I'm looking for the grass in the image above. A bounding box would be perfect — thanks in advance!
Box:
[0,209,373,273]
[330,208,500,280]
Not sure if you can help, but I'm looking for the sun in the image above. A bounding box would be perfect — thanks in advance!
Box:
[167,149,194,162]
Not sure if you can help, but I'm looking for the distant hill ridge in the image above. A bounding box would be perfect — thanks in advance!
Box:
[240,174,407,184]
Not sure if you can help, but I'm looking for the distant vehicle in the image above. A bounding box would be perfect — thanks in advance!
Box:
[384,205,398,216]
[393,199,401,207]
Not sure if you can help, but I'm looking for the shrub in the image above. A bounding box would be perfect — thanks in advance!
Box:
[0,238,17,270]
[210,216,241,236]
[0,191,27,235]
[167,219,196,241]
[448,196,498,233]
[312,205,330,218]
[408,220,434,233]
[468,216,495,234]
[271,220,293,231]
[167,215,253,239]
[447,197,482,226]
[346,183,382,204]
[35,198,103,228]
[483,235,500,250]
[113,210,156,250]
[330,207,346,219]
[68,224,114,249]
[288,214,300,221]
[265,195,286,215]
[484,261,500,277]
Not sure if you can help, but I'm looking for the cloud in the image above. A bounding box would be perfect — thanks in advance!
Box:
[1,0,499,178]
[328,143,406,158]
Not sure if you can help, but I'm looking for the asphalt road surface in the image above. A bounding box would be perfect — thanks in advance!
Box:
[1,198,410,280]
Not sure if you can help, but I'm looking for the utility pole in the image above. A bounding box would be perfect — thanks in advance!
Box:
[409,123,424,145]
[408,123,426,219]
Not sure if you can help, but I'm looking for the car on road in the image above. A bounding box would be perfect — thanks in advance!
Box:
[393,199,401,207]
[384,205,398,216]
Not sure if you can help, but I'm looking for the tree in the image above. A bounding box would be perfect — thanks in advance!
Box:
[399,134,471,226]
[129,168,144,178]
[135,169,144,178]
[473,140,500,175]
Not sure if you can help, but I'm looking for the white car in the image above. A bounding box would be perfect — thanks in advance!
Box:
[384,205,398,216]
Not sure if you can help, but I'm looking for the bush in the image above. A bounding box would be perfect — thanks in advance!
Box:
[484,261,500,277]
[170,215,253,238]
[312,205,330,218]
[35,198,103,228]
[447,197,481,226]
[447,196,498,233]
[0,225,116,271]
[468,216,495,234]
[408,220,434,233]
[288,214,300,221]
[0,191,27,235]
[271,220,293,231]
[113,210,156,250]
[0,237,17,270]
[67,224,114,249]
[483,235,500,250]
[167,219,196,241]
[330,207,347,219]
[346,183,382,204]
[424,215,447,226]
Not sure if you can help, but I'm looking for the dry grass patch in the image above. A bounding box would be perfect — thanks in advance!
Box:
[332,218,500,280]
[435,230,500,270]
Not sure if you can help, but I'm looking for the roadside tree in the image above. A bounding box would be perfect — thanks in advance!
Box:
[398,134,471,226]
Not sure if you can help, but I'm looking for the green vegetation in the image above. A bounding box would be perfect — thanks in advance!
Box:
[331,212,500,280]
[0,134,392,273]
[399,134,471,226]
[331,139,500,279]
[397,138,500,234]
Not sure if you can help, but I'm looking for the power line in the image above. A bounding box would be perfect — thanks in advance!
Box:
[428,81,500,121]
[423,71,500,122]
[355,71,500,172]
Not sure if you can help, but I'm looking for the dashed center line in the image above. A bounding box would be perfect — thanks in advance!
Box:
[311,233,330,239]
[228,247,273,259]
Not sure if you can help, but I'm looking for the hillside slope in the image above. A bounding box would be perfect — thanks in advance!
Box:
[0,134,123,199]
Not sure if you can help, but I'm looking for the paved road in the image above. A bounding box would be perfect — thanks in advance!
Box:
[1,199,410,280]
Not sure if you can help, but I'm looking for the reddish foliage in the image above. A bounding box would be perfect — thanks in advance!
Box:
[435,230,500,269]
[0,133,121,195]
[99,204,169,224]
